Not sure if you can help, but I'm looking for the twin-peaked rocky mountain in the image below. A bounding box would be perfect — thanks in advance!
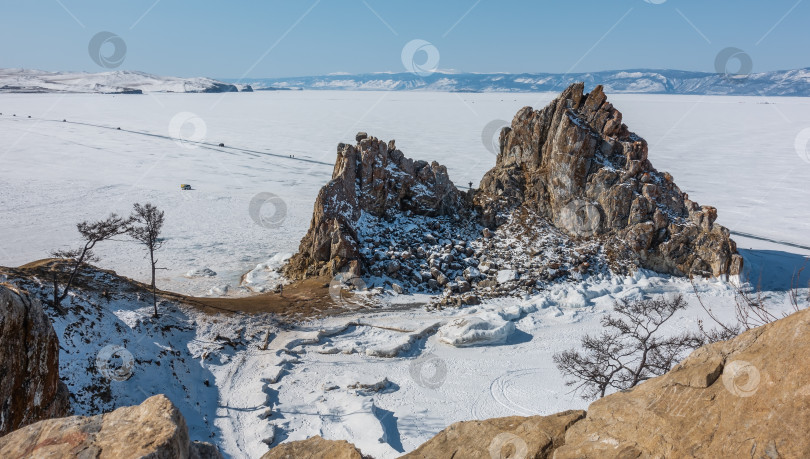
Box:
[284,83,742,302]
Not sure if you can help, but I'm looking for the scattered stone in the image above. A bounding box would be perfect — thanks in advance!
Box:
[478,279,498,289]
[496,269,517,284]
[462,294,481,305]
[386,260,401,275]
[347,378,394,395]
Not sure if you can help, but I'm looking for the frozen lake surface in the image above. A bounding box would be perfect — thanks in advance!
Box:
[1,91,809,295]
[1,91,808,458]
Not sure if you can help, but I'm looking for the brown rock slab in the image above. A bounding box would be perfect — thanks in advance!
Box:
[0,394,222,459]
[402,410,585,459]
[261,435,366,459]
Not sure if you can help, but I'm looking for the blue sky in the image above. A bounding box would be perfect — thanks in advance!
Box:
[1,0,807,78]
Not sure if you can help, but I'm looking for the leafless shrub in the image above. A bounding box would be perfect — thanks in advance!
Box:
[693,264,808,343]
[49,213,131,312]
[554,295,702,400]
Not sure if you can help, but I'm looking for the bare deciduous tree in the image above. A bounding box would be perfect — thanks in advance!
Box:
[554,295,702,400]
[50,214,130,312]
[128,203,165,318]
[693,266,808,343]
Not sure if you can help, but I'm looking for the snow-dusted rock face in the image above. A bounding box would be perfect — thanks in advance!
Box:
[0,284,70,436]
[477,83,743,278]
[0,395,222,458]
[284,133,470,281]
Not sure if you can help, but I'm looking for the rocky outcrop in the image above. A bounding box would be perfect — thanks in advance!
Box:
[555,303,810,458]
[199,82,239,93]
[282,131,609,306]
[0,394,222,459]
[284,133,469,280]
[285,84,742,304]
[0,284,70,436]
[261,435,366,459]
[477,83,742,277]
[402,410,585,459]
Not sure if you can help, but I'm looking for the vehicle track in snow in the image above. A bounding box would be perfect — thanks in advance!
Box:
[488,368,557,417]
[2,114,334,166]
[731,231,810,252]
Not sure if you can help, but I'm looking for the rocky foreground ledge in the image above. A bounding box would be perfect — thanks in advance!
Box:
[1,277,805,458]
[0,395,221,459]
[284,83,742,306]
[264,304,810,458]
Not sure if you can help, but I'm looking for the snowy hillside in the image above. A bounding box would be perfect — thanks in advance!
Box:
[236,68,810,96]
[0,68,242,94]
[8,67,810,96]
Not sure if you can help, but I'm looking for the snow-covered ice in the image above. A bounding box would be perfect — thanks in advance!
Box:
[437,313,517,347]
[0,91,809,458]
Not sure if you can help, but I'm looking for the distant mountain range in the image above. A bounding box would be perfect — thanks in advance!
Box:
[0,69,249,94]
[230,68,810,96]
[2,67,809,96]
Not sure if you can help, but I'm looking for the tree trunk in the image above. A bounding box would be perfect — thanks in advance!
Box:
[150,251,158,318]
[51,272,66,315]
[52,272,58,307]
[58,246,90,305]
